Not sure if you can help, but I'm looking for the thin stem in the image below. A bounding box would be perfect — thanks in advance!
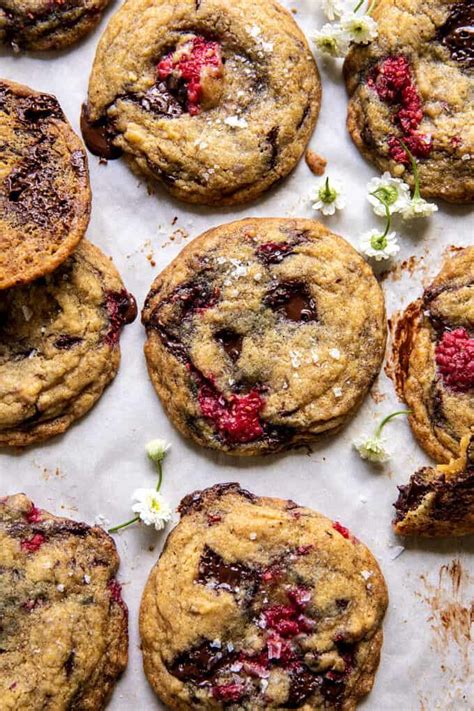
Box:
[375,410,411,438]
[156,461,163,492]
[366,0,378,15]
[108,516,139,534]
[382,202,391,238]
[399,139,420,199]
[353,0,365,12]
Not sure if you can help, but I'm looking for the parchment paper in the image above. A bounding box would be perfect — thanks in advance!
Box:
[1,1,473,709]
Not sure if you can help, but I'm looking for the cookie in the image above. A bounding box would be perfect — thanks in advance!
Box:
[140,483,388,710]
[0,79,91,290]
[393,434,474,537]
[0,0,111,51]
[0,240,136,448]
[344,0,474,203]
[142,218,387,456]
[391,246,474,463]
[0,493,128,710]
[81,0,320,205]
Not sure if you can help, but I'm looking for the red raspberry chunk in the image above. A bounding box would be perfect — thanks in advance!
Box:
[198,383,265,443]
[435,328,474,391]
[332,521,351,539]
[212,682,245,702]
[21,533,45,552]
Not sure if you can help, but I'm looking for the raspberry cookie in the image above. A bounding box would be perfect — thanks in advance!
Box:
[0,0,111,51]
[142,218,387,456]
[81,0,320,205]
[393,434,474,537]
[140,483,388,710]
[344,0,474,203]
[0,79,91,290]
[0,240,136,447]
[392,247,474,463]
[0,493,128,710]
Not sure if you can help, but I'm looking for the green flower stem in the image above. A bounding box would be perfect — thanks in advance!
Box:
[381,202,391,238]
[109,516,139,534]
[399,139,421,199]
[155,461,163,492]
[375,410,411,438]
[353,0,365,12]
[366,0,378,15]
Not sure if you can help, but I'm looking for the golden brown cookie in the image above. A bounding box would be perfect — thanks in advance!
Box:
[0,0,112,51]
[344,0,474,203]
[142,218,387,456]
[393,434,474,537]
[0,493,128,710]
[0,79,91,290]
[0,240,136,448]
[81,0,320,205]
[140,483,388,710]
[391,246,474,463]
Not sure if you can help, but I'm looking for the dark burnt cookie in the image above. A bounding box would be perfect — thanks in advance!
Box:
[81,0,320,205]
[0,79,91,290]
[140,483,388,710]
[142,218,387,456]
[392,246,474,463]
[344,0,474,203]
[0,0,112,51]
[393,434,474,536]
[0,240,136,447]
[0,493,128,709]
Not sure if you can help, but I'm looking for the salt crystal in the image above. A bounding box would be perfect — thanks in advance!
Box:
[333,386,343,398]
[224,116,248,129]
[249,532,257,541]
[329,348,341,360]
[57,584,65,592]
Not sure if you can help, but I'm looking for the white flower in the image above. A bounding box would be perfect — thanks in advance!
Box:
[401,196,438,220]
[359,229,400,261]
[313,24,350,58]
[312,177,346,215]
[131,489,172,530]
[145,439,171,464]
[367,172,411,216]
[341,12,378,44]
[354,436,390,463]
[321,0,345,21]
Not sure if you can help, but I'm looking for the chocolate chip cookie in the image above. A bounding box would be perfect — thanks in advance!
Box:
[0,493,128,710]
[140,483,388,710]
[0,79,91,291]
[81,0,320,205]
[142,218,387,456]
[393,434,474,537]
[0,240,136,448]
[0,0,112,51]
[391,247,474,463]
[344,0,474,203]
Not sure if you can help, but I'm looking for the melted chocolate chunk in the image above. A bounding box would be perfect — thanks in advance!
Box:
[438,2,474,68]
[215,328,243,361]
[178,483,256,517]
[80,104,122,160]
[105,290,137,345]
[197,546,256,594]
[54,335,83,350]
[264,282,317,322]
[286,667,320,708]
[171,278,220,317]
[266,126,280,169]
[64,651,75,677]
[394,467,474,522]
[17,93,64,124]
[256,241,294,266]
[137,82,183,116]
[168,640,233,683]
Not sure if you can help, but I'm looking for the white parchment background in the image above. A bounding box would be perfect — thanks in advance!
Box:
[1,1,473,709]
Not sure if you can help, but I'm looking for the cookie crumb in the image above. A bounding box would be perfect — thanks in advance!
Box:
[305,149,327,176]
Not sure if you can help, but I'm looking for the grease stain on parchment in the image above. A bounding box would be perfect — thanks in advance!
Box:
[417,559,473,709]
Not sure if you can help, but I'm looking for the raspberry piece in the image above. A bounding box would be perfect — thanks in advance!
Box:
[108,579,128,613]
[25,505,42,523]
[158,36,223,116]
[435,328,474,391]
[212,683,245,702]
[21,533,45,552]
[198,383,265,443]
[332,521,351,539]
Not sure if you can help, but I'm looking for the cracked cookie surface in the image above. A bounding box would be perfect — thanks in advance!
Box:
[344,0,474,203]
[0,493,128,711]
[0,0,112,50]
[142,218,387,456]
[393,434,474,536]
[0,240,136,447]
[140,483,388,710]
[82,0,320,205]
[391,246,474,463]
[0,79,91,290]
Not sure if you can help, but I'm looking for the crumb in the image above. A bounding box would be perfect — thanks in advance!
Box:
[305,149,327,176]
[171,216,178,226]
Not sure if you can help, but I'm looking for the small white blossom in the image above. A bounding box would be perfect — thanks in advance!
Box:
[359,229,400,261]
[321,0,345,21]
[354,435,390,463]
[313,24,350,58]
[341,12,378,44]
[131,489,172,530]
[401,196,438,220]
[146,439,170,464]
[312,177,346,215]
[367,172,411,216]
